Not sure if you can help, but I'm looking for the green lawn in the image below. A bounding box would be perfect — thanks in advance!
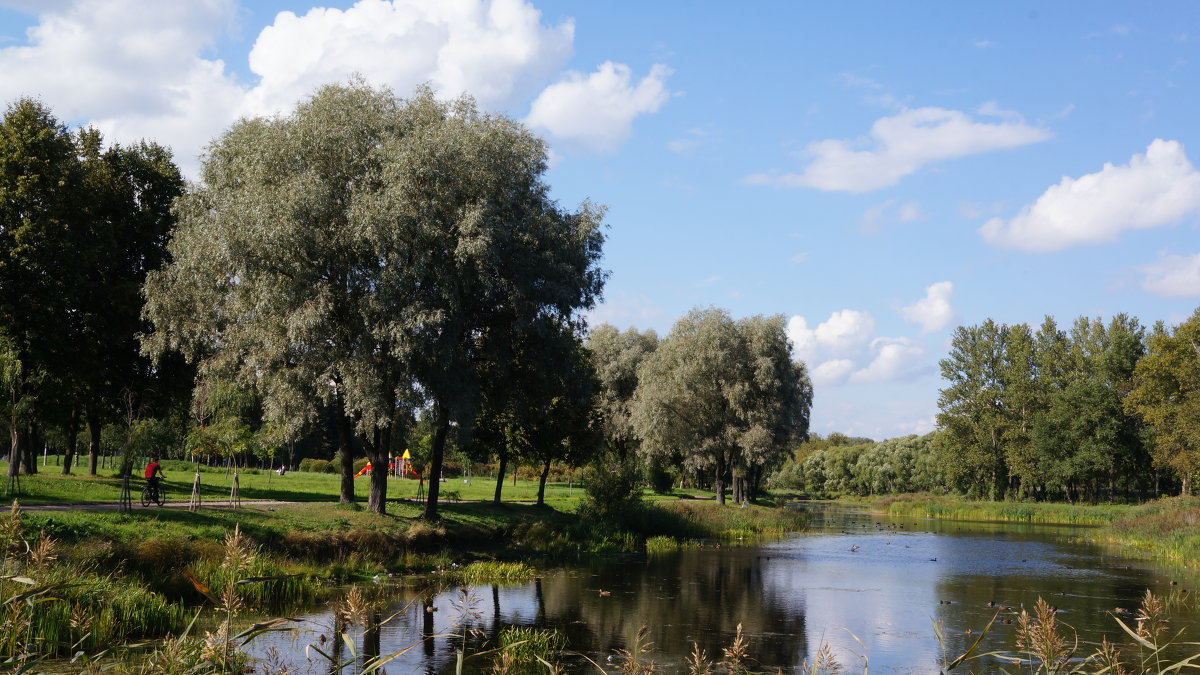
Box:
[0,456,715,506]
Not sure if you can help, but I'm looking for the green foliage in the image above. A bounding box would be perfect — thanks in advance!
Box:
[496,625,567,671]
[1127,309,1200,494]
[298,458,336,473]
[580,455,643,525]
[934,313,1152,502]
[631,309,812,505]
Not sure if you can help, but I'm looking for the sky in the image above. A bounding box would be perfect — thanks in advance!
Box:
[1,1,1199,440]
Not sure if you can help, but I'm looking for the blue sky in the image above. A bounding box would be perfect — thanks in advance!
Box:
[1,1,1198,439]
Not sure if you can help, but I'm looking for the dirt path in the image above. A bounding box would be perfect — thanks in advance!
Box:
[21,500,300,511]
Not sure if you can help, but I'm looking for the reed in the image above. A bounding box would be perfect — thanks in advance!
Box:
[445,560,537,584]
[873,494,1124,525]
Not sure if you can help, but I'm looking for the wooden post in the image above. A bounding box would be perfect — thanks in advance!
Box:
[188,468,202,512]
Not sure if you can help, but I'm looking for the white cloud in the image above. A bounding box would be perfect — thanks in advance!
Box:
[243,0,573,115]
[0,0,662,177]
[786,316,818,361]
[850,337,923,383]
[787,310,875,362]
[525,61,672,153]
[0,0,243,174]
[812,359,855,385]
[814,310,875,354]
[900,281,955,334]
[744,106,1050,193]
[980,139,1200,252]
[1140,252,1200,297]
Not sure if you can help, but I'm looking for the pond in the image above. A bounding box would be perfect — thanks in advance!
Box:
[244,503,1200,673]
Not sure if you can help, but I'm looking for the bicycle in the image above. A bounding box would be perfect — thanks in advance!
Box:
[141,482,166,507]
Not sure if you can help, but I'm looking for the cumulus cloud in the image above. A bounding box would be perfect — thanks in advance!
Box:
[0,0,665,176]
[243,0,573,114]
[900,281,955,334]
[525,61,672,153]
[850,337,924,383]
[980,140,1200,252]
[1140,252,1200,297]
[0,0,243,173]
[787,310,874,365]
[811,359,855,385]
[744,106,1050,193]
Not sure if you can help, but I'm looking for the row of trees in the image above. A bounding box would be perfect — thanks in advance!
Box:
[0,85,815,517]
[769,433,940,497]
[773,309,1200,502]
[1,99,189,487]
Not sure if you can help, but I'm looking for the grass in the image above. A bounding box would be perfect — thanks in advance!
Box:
[871,493,1129,525]
[0,455,708,507]
[1101,496,1200,563]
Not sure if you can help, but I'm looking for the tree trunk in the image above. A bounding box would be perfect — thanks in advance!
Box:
[62,405,78,475]
[536,457,551,507]
[7,426,19,480]
[337,411,355,503]
[493,445,508,504]
[366,426,390,515]
[422,405,449,520]
[87,410,101,476]
[714,456,727,505]
[20,424,37,475]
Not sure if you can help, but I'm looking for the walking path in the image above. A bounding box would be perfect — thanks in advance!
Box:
[21,500,299,511]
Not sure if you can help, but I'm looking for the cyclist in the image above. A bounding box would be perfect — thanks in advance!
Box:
[144,457,164,502]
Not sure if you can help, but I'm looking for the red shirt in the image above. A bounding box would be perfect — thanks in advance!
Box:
[145,462,161,478]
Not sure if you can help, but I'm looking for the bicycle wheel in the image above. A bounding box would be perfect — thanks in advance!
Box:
[141,486,152,507]
[154,486,166,507]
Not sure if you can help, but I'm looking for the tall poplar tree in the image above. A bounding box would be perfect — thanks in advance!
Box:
[1126,308,1200,495]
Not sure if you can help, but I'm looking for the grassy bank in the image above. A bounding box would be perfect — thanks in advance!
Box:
[0,483,806,665]
[871,493,1129,525]
[1102,496,1200,563]
[869,492,1200,565]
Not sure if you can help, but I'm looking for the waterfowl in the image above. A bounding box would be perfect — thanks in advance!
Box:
[850,545,860,552]
[598,589,611,597]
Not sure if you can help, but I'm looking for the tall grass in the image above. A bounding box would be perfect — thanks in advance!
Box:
[1102,496,1200,563]
[0,501,187,663]
[445,561,537,584]
[872,494,1125,525]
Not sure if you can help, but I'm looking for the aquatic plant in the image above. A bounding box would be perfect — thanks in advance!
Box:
[445,560,538,584]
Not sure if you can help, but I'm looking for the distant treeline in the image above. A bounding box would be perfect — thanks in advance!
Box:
[772,309,1200,503]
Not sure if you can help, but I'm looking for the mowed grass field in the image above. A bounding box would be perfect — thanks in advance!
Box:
[0,456,713,507]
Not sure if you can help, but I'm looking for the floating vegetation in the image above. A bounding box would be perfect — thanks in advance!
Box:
[445,560,537,584]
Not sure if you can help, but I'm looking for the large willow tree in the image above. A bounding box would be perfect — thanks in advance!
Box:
[143,82,605,516]
[631,309,811,504]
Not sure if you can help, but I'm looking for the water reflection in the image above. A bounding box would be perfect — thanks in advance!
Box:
[245,504,1199,673]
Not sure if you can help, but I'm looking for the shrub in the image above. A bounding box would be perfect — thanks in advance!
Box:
[298,458,331,473]
[580,455,643,525]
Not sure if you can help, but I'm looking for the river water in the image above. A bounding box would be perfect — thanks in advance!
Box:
[244,503,1200,673]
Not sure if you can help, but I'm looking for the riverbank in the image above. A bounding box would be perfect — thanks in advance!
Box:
[0,487,808,665]
[868,492,1200,564]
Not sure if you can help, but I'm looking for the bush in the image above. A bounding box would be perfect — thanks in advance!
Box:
[579,455,643,525]
[298,458,331,473]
